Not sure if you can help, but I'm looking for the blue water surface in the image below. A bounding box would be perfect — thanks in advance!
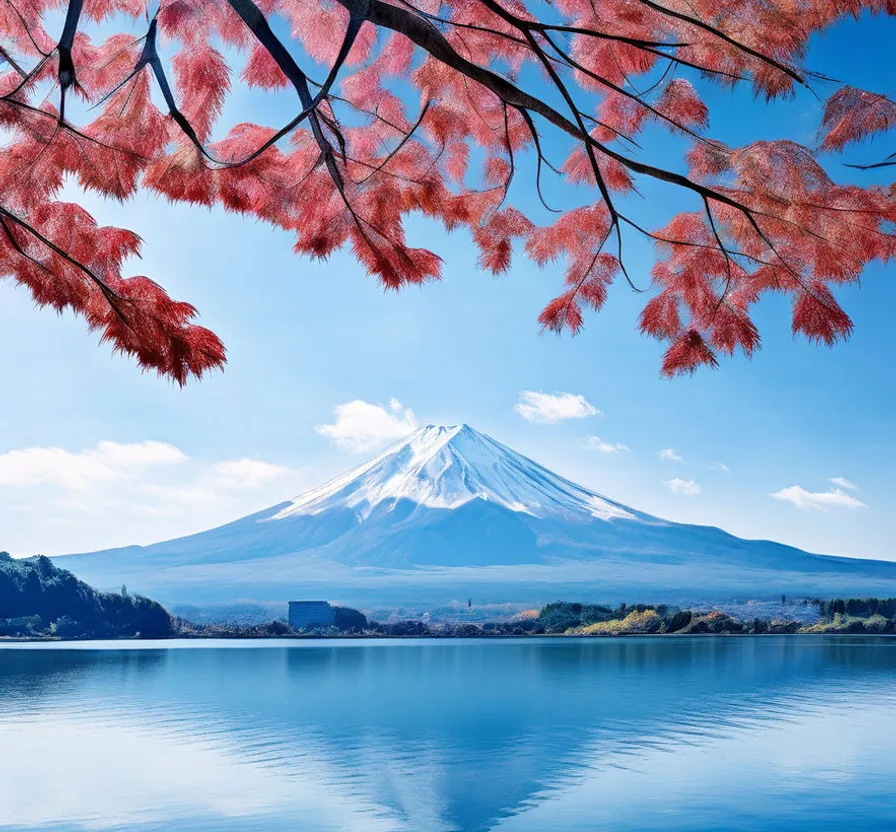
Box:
[1,637,894,831]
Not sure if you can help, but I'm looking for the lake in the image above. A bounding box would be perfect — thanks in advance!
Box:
[1,637,894,831]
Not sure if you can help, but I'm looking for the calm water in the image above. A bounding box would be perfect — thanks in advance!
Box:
[1,637,894,831]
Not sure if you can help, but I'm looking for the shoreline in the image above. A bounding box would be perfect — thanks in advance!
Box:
[3,631,895,644]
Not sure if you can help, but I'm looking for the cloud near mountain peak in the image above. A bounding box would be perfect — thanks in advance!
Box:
[515,391,600,423]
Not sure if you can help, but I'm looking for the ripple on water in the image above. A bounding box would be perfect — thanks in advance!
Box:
[0,637,895,832]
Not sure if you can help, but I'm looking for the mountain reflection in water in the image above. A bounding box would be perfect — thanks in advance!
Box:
[1,637,894,832]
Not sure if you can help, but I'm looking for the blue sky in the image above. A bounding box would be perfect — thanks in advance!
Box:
[1,10,894,559]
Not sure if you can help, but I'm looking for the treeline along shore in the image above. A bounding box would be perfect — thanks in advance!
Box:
[2,553,895,641]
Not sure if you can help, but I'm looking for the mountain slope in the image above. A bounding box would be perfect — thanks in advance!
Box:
[273,424,639,522]
[56,425,896,605]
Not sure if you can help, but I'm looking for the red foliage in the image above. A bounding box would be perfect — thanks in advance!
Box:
[661,330,720,376]
[821,86,896,151]
[1,0,895,381]
[657,79,709,131]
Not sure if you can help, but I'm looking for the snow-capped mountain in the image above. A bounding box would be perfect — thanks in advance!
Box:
[273,424,637,522]
[57,424,896,605]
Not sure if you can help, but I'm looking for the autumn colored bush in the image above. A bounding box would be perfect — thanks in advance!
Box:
[2,0,895,380]
[578,608,664,635]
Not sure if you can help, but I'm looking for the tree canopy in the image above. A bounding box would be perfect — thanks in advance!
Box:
[0,552,172,637]
[1,0,894,381]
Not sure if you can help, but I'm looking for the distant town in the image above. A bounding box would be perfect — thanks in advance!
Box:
[3,554,895,640]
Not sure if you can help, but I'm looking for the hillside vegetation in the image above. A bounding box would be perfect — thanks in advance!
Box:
[0,553,172,639]
[4,553,894,641]
[534,600,896,636]
[801,598,896,634]
[534,602,800,635]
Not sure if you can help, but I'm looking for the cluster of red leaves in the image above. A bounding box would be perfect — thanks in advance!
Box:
[0,1,225,383]
[1,0,895,380]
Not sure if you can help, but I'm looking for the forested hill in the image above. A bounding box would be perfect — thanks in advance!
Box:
[0,553,172,639]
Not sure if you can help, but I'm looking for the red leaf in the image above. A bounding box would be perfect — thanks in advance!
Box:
[539,291,584,334]
[639,292,681,340]
[821,86,896,151]
[792,283,853,345]
[172,45,230,143]
[473,208,535,274]
[709,304,760,356]
[657,79,709,131]
[661,330,719,377]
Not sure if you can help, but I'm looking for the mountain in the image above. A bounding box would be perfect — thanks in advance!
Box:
[56,424,896,606]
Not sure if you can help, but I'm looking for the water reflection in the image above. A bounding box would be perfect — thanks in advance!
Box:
[1,637,894,831]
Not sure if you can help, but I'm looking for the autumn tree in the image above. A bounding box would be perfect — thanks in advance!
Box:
[1,0,894,382]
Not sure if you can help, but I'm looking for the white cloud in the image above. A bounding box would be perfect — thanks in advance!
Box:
[665,478,701,496]
[0,441,187,491]
[0,440,303,555]
[209,459,290,489]
[585,436,629,454]
[658,448,683,462]
[711,462,730,473]
[829,477,857,490]
[316,398,417,452]
[515,391,600,424]
[771,485,866,511]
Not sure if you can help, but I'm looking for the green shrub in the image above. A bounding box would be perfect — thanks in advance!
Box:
[863,614,889,633]
[767,619,800,634]
[664,610,693,633]
[333,606,368,631]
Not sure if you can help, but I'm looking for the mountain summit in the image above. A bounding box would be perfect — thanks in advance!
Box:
[273,424,636,522]
[58,424,896,605]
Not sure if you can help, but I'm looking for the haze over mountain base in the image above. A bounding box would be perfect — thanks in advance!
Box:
[56,425,896,607]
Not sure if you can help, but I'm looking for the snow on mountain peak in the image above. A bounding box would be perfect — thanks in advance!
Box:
[272,423,635,522]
